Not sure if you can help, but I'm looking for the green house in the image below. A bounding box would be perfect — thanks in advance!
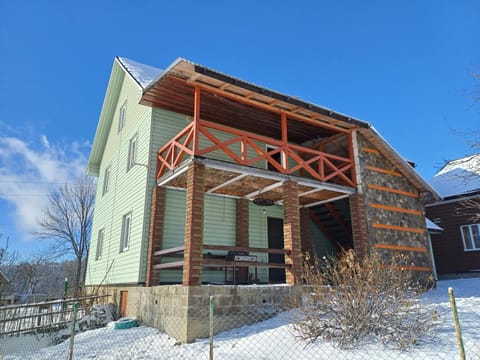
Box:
[85,56,440,298]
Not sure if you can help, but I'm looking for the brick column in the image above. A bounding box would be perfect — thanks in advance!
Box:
[283,181,302,285]
[236,199,249,247]
[236,198,249,282]
[146,186,167,287]
[349,193,369,259]
[300,207,313,257]
[182,162,205,286]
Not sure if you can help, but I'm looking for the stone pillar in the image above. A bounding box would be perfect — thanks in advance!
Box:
[349,193,369,259]
[146,186,166,287]
[182,162,205,286]
[283,181,302,285]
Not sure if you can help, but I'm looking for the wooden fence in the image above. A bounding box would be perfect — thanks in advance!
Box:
[0,295,110,337]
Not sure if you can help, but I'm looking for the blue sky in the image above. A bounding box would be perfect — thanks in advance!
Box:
[0,0,479,257]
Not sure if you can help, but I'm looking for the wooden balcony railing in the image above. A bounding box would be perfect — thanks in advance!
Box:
[156,119,354,187]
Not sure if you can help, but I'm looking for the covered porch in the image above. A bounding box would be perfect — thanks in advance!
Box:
[142,60,366,286]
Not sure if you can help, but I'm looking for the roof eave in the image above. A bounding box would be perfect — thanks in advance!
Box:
[87,59,126,176]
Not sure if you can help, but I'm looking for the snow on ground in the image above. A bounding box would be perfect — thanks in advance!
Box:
[1,278,479,359]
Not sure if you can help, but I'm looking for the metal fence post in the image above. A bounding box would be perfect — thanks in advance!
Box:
[448,287,465,360]
[68,302,79,360]
[209,296,214,360]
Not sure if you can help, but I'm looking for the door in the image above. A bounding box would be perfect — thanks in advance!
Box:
[120,291,128,317]
[267,217,285,283]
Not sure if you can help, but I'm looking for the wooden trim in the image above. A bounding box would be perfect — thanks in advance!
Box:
[362,147,379,154]
[153,246,185,256]
[203,244,290,255]
[367,184,418,198]
[372,223,425,234]
[394,265,431,272]
[365,165,401,177]
[374,243,428,253]
[153,261,184,270]
[381,264,431,272]
[369,203,422,215]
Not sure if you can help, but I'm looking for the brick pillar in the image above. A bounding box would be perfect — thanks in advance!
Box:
[283,181,302,285]
[300,207,313,257]
[349,193,369,259]
[236,199,249,247]
[236,198,249,282]
[146,186,166,287]
[182,162,205,286]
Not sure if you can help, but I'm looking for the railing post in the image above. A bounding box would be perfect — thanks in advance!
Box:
[448,287,466,360]
[68,302,79,360]
[193,86,201,154]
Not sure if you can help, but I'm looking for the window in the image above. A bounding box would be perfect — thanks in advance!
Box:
[460,224,480,251]
[121,212,132,252]
[96,229,104,260]
[103,166,111,195]
[118,102,127,132]
[127,134,138,171]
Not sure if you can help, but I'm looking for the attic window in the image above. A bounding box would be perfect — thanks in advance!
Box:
[118,102,127,132]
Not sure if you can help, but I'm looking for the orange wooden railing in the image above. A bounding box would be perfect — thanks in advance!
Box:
[156,119,354,187]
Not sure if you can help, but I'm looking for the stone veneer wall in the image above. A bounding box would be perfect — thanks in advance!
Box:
[355,133,433,279]
[125,285,300,343]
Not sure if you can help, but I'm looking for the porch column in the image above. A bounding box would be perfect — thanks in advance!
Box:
[236,198,250,282]
[349,193,369,259]
[283,180,302,285]
[146,186,166,287]
[236,199,249,247]
[182,161,205,286]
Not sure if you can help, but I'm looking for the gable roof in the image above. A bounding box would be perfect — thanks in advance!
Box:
[430,154,480,198]
[88,56,440,200]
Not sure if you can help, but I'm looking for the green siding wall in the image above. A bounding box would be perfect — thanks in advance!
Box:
[86,73,152,286]
[158,189,284,284]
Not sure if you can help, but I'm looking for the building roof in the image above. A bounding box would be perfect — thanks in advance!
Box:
[87,56,440,201]
[117,57,163,89]
[426,218,443,233]
[430,154,480,198]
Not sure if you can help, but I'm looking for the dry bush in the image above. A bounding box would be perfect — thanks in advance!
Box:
[293,250,437,350]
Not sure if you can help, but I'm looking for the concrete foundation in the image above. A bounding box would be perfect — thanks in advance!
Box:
[124,285,300,343]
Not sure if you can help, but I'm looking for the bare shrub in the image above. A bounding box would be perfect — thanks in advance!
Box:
[293,250,437,350]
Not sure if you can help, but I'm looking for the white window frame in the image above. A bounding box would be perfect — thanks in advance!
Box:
[127,134,138,171]
[118,102,127,133]
[460,224,480,251]
[121,212,132,252]
[102,166,111,195]
[96,228,104,260]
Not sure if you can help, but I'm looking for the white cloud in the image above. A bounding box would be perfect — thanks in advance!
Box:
[0,134,90,237]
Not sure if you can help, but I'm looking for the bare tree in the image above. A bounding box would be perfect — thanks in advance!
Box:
[34,175,95,297]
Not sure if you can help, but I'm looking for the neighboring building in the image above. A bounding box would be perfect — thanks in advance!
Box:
[426,154,480,275]
[84,57,440,332]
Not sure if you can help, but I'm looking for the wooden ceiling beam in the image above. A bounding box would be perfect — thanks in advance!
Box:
[174,78,352,134]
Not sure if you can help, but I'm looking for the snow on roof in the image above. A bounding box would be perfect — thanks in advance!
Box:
[426,218,443,232]
[117,57,163,89]
[430,154,480,198]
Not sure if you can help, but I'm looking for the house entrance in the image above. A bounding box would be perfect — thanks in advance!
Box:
[267,217,286,283]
